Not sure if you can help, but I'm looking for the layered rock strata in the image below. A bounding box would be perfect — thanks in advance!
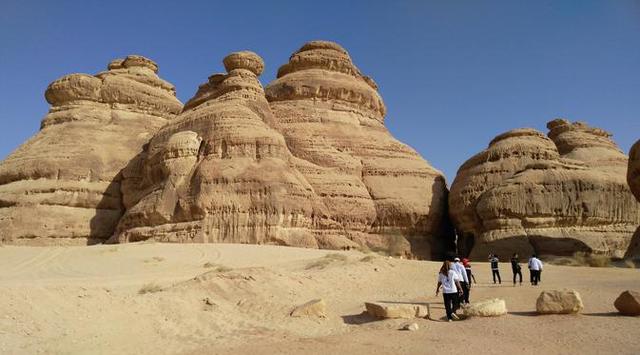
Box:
[450,119,640,258]
[265,41,453,258]
[115,43,453,259]
[0,56,182,245]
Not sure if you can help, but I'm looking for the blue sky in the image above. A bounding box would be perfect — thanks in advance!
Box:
[1,0,639,183]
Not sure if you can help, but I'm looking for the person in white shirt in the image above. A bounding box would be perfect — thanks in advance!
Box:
[452,257,470,305]
[435,260,464,322]
[528,254,543,285]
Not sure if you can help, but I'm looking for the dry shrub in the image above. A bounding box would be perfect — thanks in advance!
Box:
[203,262,232,272]
[138,283,163,294]
[543,252,611,268]
[359,255,377,263]
[306,253,348,270]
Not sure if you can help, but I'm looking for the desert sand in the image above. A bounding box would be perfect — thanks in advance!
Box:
[0,243,638,354]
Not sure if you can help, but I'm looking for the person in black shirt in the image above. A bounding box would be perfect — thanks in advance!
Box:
[511,253,522,285]
[489,254,501,284]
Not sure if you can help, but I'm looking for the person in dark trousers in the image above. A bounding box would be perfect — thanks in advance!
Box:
[511,253,523,285]
[489,254,501,284]
[452,257,470,306]
[435,260,464,322]
[462,258,477,288]
[528,254,543,285]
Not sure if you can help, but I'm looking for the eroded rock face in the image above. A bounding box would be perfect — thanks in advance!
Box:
[115,43,453,259]
[450,119,640,258]
[0,56,182,245]
[265,41,453,258]
[627,140,640,258]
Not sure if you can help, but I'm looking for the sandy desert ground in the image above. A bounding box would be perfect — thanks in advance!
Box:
[0,243,639,355]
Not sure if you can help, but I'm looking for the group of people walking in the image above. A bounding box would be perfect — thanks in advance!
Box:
[434,253,544,321]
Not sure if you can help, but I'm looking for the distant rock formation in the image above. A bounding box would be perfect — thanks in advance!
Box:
[450,119,640,258]
[114,42,453,259]
[0,56,182,245]
[626,140,640,258]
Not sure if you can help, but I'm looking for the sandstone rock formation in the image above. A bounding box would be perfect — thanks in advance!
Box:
[463,298,507,317]
[114,42,453,259]
[626,140,640,258]
[614,290,640,316]
[265,41,453,258]
[450,119,640,258]
[536,290,584,314]
[0,56,182,245]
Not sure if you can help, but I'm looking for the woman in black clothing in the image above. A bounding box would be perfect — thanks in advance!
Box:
[511,253,522,285]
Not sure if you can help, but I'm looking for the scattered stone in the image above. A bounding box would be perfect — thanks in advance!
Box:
[400,322,419,331]
[463,298,507,317]
[536,290,584,314]
[290,299,327,318]
[365,302,428,319]
[614,290,640,316]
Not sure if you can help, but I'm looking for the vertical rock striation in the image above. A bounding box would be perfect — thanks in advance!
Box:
[0,56,182,245]
[450,119,640,258]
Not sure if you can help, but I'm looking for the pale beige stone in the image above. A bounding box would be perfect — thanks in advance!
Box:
[365,301,429,319]
[536,290,584,314]
[400,322,419,331]
[613,290,640,316]
[450,119,640,258]
[290,299,327,318]
[0,55,182,245]
[463,298,507,317]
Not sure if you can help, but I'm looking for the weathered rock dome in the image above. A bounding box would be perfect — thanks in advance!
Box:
[0,55,182,245]
[626,140,640,258]
[450,119,640,258]
[265,41,454,258]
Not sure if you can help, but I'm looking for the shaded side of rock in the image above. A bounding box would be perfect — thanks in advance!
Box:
[614,290,640,316]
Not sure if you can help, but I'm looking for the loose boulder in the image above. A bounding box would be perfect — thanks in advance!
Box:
[536,290,584,314]
[614,290,640,316]
[290,299,327,318]
[365,301,429,319]
[463,298,507,317]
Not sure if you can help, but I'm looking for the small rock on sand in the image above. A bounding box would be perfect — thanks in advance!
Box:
[614,290,640,316]
[400,322,419,331]
[365,302,429,319]
[290,299,327,318]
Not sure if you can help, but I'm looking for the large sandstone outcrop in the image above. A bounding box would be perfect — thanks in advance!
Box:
[114,43,453,259]
[0,56,182,245]
[627,140,640,258]
[265,41,453,258]
[450,119,640,258]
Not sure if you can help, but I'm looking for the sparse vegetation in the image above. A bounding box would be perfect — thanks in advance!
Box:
[543,252,611,268]
[203,262,232,272]
[144,256,165,263]
[138,283,163,294]
[359,255,377,263]
[305,253,348,270]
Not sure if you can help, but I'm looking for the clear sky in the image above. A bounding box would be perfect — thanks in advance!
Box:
[1,0,639,183]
